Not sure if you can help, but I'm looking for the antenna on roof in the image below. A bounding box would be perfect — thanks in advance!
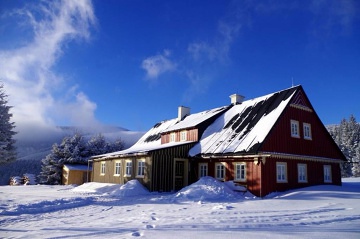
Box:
[291,77,294,87]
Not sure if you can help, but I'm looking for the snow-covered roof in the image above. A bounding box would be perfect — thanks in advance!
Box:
[189,86,298,156]
[93,106,228,159]
[163,106,229,132]
[63,164,92,171]
[93,118,194,159]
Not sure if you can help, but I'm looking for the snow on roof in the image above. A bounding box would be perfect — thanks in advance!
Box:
[189,86,298,156]
[163,106,229,132]
[63,164,92,171]
[93,118,193,159]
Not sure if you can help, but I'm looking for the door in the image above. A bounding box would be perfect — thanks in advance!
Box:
[174,159,188,191]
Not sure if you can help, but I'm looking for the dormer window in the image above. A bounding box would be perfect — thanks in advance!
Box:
[180,131,187,141]
[170,132,176,142]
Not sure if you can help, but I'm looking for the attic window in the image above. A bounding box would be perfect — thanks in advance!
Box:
[170,132,176,142]
[180,131,187,141]
[290,120,300,138]
[303,123,312,140]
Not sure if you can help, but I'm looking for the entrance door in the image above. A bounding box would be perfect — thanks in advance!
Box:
[174,159,188,191]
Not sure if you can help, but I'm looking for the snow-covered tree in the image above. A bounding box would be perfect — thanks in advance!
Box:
[0,84,16,165]
[328,115,360,177]
[39,132,124,185]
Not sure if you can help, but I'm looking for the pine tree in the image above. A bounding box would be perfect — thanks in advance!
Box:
[39,132,125,184]
[39,133,88,184]
[0,84,17,165]
[328,115,360,177]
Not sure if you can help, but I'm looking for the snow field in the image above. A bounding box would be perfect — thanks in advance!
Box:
[0,177,359,239]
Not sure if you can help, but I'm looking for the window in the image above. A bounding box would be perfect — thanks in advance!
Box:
[198,163,208,178]
[235,163,246,181]
[276,162,287,183]
[180,131,187,141]
[215,163,225,180]
[303,123,312,140]
[100,162,106,175]
[125,160,132,177]
[291,120,300,138]
[170,132,176,142]
[297,164,307,183]
[136,159,145,178]
[324,165,332,183]
[114,161,121,176]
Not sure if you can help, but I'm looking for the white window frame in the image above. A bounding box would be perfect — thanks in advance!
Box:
[303,123,312,140]
[297,164,307,183]
[235,163,246,182]
[180,131,187,142]
[291,120,300,138]
[100,162,106,175]
[198,163,208,178]
[215,162,226,180]
[170,132,176,142]
[324,165,332,183]
[136,159,145,178]
[276,162,287,183]
[114,161,121,176]
[124,160,132,177]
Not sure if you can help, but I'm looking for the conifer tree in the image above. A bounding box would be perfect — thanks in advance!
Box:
[39,132,124,184]
[0,84,16,164]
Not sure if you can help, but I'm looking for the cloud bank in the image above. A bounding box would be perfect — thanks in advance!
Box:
[0,0,98,140]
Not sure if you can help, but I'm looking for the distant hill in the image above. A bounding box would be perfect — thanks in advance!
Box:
[0,126,144,185]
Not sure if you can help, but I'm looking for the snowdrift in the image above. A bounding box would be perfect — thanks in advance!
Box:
[173,176,250,202]
[72,177,252,202]
[72,180,150,197]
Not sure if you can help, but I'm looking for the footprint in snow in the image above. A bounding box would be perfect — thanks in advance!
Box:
[131,231,141,237]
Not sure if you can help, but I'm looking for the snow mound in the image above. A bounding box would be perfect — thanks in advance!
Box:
[72,180,150,197]
[72,182,120,195]
[111,180,149,197]
[173,176,240,202]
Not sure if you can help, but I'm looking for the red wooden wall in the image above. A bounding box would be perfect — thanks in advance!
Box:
[260,105,345,160]
[161,128,199,144]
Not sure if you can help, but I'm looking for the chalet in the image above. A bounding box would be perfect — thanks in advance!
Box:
[92,85,346,197]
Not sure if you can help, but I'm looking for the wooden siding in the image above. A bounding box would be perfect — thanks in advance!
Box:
[62,169,91,185]
[150,143,195,192]
[192,156,341,197]
[261,105,345,160]
[192,158,262,196]
[260,157,342,197]
[92,156,152,188]
[92,143,195,192]
[161,128,198,144]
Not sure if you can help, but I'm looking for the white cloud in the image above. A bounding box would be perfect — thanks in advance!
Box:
[309,0,358,36]
[141,50,176,79]
[0,0,98,139]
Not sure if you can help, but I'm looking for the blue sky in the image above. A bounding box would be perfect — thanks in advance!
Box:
[0,0,359,138]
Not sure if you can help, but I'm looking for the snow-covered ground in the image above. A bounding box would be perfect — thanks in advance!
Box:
[1,177,359,239]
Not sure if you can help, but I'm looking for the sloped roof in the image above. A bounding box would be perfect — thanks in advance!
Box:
[163,106,229,132]
[189,86,298,156]
[93,106,229,159]
[93,118,179,159]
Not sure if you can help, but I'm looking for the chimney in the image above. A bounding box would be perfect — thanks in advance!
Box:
[178,106,190,121]
[230,94,245,105]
